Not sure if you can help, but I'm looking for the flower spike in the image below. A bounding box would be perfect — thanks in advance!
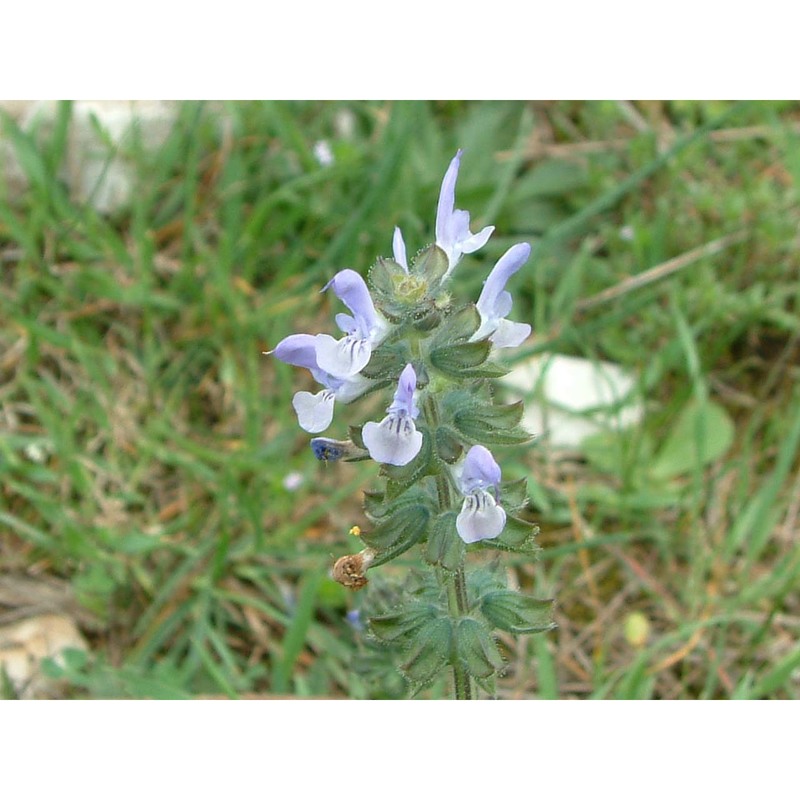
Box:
[269,147,552,696]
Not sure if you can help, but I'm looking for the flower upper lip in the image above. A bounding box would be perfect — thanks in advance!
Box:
[322,269,382,340]
[393,227,409,273]
[472,242,532,349]
[435,149,494,278]
[315,269,388,379]
[458,444,502,495]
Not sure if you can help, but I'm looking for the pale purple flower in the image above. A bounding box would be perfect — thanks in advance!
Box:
[455,445,507,544]
[472,242,532,349]
[272,333,371,433]
[345,608,364,631]
[282,471,304,491]
[392,226,409,273]
[314,269,388,379]
[436,150,494,278]
[312,139,334,167]
[362,364,423,466]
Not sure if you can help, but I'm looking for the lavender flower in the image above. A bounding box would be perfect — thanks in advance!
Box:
[472,242,532,349]
[272,333,371,433]
[455,445,507,543]
[314,269,388,379]
[282,471,304,490]
[436,150,494,278]
[345,608,364,631]
[362,364,423,466]
[392,227,409,273]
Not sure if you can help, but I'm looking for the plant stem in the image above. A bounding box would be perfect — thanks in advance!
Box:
[423,394,474,700]
[440,567,472,699]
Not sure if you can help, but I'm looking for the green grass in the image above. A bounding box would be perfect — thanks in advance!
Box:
[1,100,799,698]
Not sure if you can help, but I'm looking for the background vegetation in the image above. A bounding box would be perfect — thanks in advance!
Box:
[1,100,799,698]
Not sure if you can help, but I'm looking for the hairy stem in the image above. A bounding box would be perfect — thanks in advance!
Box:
[423,394,474,700]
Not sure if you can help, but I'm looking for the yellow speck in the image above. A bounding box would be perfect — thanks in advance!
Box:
[349,526,362,537]
[624,612,651,648]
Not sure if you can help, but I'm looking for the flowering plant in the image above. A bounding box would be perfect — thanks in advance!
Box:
[271,150,554,698]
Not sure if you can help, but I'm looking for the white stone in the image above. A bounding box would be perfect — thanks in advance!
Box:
[0,613,88,698]
[1,100,177,214]
[503,353,644,448]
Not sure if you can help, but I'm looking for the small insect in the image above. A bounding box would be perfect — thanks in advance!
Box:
[311,438,343,461]
[310,437,369,463]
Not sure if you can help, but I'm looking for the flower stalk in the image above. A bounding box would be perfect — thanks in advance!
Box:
[270,150,555,698]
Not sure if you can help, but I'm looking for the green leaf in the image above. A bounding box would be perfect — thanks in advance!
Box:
[425,511,465,572]
[480,591,556,634]
[360,503,431,566]
[362,485,430,523]
[362,489,386,519]
[458,401,525,428]
[500,478,529,512]
[272,569,324,694]
[399,617,453,685]
[359,342,408,380]
[429,339,508,379]
[482,515,540,552]
[431,338,491,368]
[511,159,588,199]
[434,426,463,464]
[649,398,735,480]
[382,429,434,498]
[369,604,437,644]
[349,425,366,450]
[582,428,654,477]
[111,532,163,555]
[456,618,505,680]
[360,503,430,551]
[452,406,532,445]
[60,646,90,672]
[435,304,481,342]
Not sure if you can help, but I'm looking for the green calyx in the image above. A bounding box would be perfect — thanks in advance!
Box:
[368,245,450,324]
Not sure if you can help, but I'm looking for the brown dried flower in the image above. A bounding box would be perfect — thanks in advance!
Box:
[331,548,376,591]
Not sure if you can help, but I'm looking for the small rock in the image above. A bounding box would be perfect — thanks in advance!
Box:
[503,353,643,448]
[1,100,177,214]
[0,613,88,699]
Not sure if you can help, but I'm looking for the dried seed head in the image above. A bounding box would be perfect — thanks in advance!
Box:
[331,548,376,590]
